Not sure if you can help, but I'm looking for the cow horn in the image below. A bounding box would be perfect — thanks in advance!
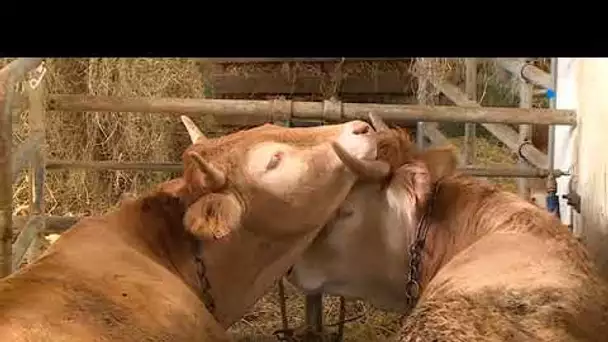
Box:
[181,115,207,144]
[186,151,226,190]
[368,113,390,132]
[331,142,390,180]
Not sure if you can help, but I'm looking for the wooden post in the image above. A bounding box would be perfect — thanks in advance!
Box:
[22,77,46,265]
[464,59,477,165]
[518,58,533,199]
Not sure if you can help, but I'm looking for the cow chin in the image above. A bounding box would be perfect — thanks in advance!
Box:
[285,265,326,295]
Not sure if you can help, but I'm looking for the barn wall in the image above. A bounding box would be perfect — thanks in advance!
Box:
[573,58,608,279]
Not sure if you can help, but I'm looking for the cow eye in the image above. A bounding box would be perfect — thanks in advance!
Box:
[266,151,283,171]
[337,205,354,218]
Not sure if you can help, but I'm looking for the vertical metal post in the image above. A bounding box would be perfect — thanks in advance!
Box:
[518,58,533,199]
[0,58,43,277]
[304,293,324,336]
[548,58,557,174]
[416,78,428,149]
[464,58,477,165]
[295,114,326,336]
[23,76,46,264]
[0,69,15,277]
[546,58,561,218]
[275,97,326,336]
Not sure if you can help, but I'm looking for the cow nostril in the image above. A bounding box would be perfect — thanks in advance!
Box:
[286,267,294,276]
[351,122,371,135]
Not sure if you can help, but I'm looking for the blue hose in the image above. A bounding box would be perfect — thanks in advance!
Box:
[546,191,561,219]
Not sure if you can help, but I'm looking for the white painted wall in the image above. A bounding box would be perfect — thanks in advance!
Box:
[565,58,608,279]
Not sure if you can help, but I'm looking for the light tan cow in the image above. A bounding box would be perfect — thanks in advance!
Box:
[0,116,390,341]
[287,118,608,341]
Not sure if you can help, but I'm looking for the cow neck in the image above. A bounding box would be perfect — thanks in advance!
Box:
[199,226,321,328]
[411,175,531,292]
[120,193,216,320]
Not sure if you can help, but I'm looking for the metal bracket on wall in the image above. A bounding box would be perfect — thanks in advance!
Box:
[562,191,581,214]
[562,176,581,214]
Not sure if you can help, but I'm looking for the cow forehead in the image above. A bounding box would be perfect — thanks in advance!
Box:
[187,125,342,160]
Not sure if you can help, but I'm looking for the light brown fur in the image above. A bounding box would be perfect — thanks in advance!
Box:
[0,120,381,341]
[289,128,608,341]
[398,170,608,341]
[0,192,230,342]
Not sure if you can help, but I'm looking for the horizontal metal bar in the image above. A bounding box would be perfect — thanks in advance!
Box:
[46,160,548,178]
[11,165,554,237]
[46,159,551,180]
[460,166,548,178]
[201,58,408,63]
[45,158,552,178]
[46,160,182,172]
[13,215,77,236]
[46,94,577,126]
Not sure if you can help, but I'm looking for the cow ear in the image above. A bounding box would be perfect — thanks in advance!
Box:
[184,193,243,240]
[391,145,458,219]
[392,161,432,215]
[416,145,459,183]
[157,178,189,197]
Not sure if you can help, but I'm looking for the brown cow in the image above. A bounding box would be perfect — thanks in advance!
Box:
[0,116,391,341]
[287,118,608,341]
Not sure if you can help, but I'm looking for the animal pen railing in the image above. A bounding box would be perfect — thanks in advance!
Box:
[0,57,575,336]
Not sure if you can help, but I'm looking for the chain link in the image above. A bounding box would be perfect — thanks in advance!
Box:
[404,181,440,312]
[195,244,215,313]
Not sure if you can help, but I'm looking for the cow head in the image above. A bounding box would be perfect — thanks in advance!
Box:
[286,118,459,311]
[173,115,391,241]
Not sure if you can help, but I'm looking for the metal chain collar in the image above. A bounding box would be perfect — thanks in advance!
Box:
[194,242,215,313]
[404,181,440,312]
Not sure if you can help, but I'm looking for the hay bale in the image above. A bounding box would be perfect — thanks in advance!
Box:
[4,57,211,216]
